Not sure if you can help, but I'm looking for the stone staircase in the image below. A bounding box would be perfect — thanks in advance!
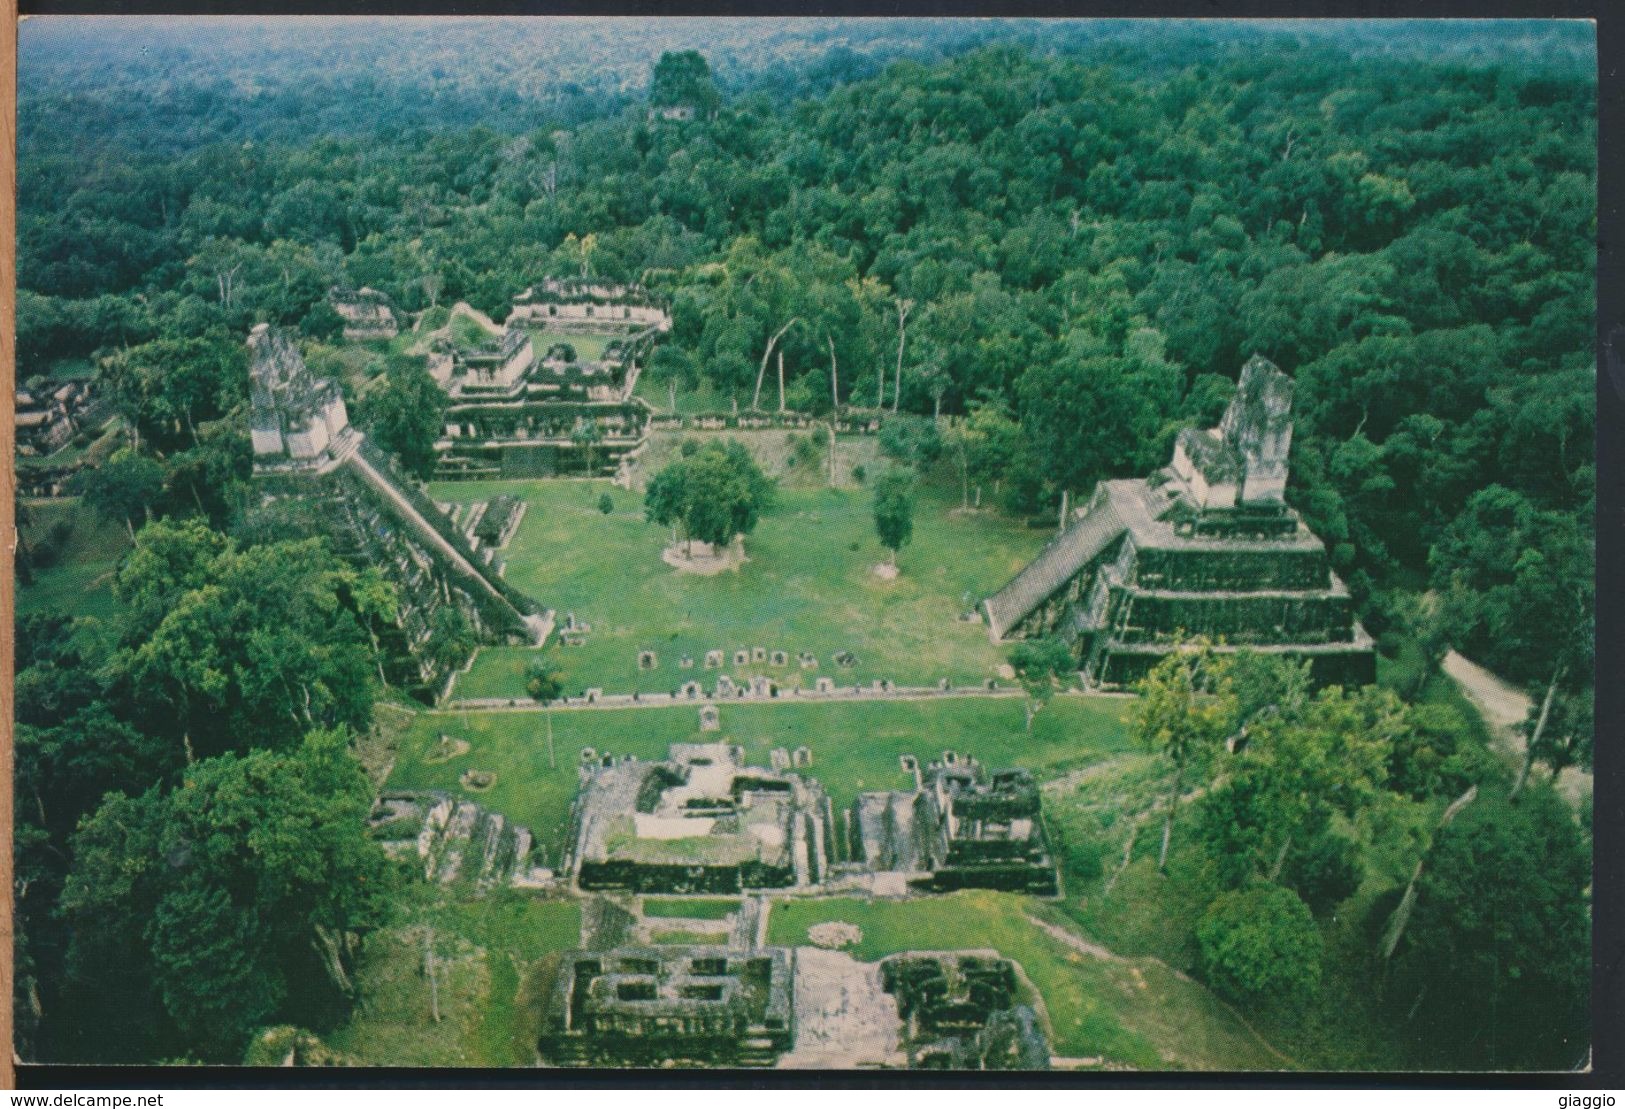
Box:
[983,492,1126,640]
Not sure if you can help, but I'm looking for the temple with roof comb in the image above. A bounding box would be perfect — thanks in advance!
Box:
[982,354,1374,689]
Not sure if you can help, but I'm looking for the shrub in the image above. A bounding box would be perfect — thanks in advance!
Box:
[1283,833,1362,915]
[1197,884,1322,1003]
[790,434,822,470]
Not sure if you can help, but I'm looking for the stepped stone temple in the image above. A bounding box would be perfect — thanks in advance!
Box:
[983,355,1374,689]
[249,324,549,698]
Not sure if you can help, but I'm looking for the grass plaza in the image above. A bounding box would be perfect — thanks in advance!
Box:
[435,467,1050,700]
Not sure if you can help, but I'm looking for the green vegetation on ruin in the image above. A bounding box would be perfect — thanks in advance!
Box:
[327,887,581,1067]
[520,326,616,363]
[648,929,723,945]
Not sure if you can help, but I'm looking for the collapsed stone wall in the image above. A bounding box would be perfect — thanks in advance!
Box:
[370,790,540,888]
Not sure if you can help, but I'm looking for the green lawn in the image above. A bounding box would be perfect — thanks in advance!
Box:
[452,311,499,349]
[433,476,1047,698]
[633,376,739,415]
[642,897,740,920]
[767,892,1291,1070]
[648,929,721,945]
[17,498,130,620]
[522,326,615,363]
[327,887,581,1067]
[388,695,1134,862]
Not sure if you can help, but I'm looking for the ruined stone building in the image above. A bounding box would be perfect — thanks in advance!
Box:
[983,355,1375,688]
[250,324,351,463]
[429,283,669,479]
[369,789,544,889]
[15,380,92,458]
[248,324,549,698]
[540,946,795,1066]
[881,953,1049,1070]
[851,756,1058,896]
[327,286,399,341]
[568,742,834,894]
[508,278,672,332]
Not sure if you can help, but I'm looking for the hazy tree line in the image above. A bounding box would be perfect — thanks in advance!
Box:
[13,24,1594,1065]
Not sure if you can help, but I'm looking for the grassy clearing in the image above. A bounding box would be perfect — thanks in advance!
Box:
[451,311,499,349]
[633,376,738,414]
[435,474,1046,698]
[17,498,130,620]
[641,898,740,920]
[327,886,580,1067]
[767,891,1289,1070]
[521,326,615,363]
[388,696,1133,863]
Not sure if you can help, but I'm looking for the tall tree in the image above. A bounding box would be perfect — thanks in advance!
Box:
[1008,636,1074,732]
[1198,683,1397,887]
[107,525,381,759]
[1132,642,1235,871]
[78,448,166,540]
[871,467,915,570]
[1197,884,1323,1004]
[96,335,246,455]
[643,439,772,556]
[60,729,393,1062]
[525,655,565,769]
[362,356,447,482]
[1393,786,1589,1069]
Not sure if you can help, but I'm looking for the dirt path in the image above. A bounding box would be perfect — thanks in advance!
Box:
[1442,651,1591,808]
[1442,651,1531,740]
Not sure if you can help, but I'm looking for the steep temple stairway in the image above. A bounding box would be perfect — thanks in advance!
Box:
[982,492,1127,641]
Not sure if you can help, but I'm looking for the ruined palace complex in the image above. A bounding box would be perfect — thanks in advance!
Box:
[564,741,1058,898]
[540,946,796,1066]
[430,281,667,480]
[853,756,1058,896]
[537,943,1048,1069]
[568,742,835,894]
[249,324,549,696]
[984,355,1375,688]
[246,309,1373,1071]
